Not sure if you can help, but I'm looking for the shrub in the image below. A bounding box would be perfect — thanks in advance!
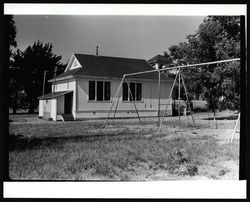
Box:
[192,107,209,113]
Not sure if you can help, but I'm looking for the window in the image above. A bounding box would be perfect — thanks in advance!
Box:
[89,81,111,101]
[89,81,95,100]
[136,83,142,101]
[97,81,103,101]
[122,82,142,101]
[129,82,136,101]
[122,83,128,101]
[104,82,111,101]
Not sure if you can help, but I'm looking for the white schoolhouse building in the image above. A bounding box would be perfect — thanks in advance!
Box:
[38,53,173,121]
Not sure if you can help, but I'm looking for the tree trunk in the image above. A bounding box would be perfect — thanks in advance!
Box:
[208,111,210,127]
[28,106,35,114]
[173,99,176,116]
[12,90,18,114]
[28,98,36,114]
[28,103,35,114]
[213,111,218,129]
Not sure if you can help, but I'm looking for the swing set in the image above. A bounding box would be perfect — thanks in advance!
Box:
[103,58,240,141]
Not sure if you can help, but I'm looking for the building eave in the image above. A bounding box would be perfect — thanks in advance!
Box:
[48,75,74,82]
[38,90,73,100]
[74,75,173,83]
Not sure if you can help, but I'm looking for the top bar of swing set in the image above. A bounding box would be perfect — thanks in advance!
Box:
[124,58,240,78]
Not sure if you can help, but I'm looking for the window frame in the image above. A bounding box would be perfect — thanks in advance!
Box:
[104,81,111,101]
[88,80,111,102]
[136,83,142,101]
[122,82,143,102]
[122,82,129,101]
[88,80,96,101]
[96,81,104,101]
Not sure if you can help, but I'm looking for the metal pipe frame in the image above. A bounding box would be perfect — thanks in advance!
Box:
[124,58,240,77]
[125,80,141,123]
[104,58,240,129]
[181,73,195,126]
[157,71,179,133]
[103,75,126,127]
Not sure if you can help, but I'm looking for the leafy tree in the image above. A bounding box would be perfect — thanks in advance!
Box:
[169,42,194,65]
[195,16,240,112]
[4,15,19,114]
[162,51,173,66]
[11,41,66,113]
[168,16,241,118]
[5,15,17,56]
[168,41,200,109]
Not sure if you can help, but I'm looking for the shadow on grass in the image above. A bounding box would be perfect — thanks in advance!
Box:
[9,131,148,152]
[202,115,238,121]
[9,112,39,115]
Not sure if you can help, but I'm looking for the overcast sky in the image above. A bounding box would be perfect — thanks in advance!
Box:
[13,15,206,64]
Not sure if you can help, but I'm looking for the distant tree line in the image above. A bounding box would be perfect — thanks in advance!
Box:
[6,15,66,114]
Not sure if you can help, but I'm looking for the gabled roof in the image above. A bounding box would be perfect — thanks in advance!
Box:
[55,54,170,81]
[38,91,72,100]
[52,68,81,79]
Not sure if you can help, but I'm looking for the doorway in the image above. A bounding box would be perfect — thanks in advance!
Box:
[64,92,73,114]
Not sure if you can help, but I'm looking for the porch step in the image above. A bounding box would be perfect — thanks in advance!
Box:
[62,114,74,121]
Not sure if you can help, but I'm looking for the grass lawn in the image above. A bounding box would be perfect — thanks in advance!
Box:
[9,110,240,180]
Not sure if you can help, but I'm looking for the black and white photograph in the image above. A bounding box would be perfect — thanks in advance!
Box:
[3,4,247,197]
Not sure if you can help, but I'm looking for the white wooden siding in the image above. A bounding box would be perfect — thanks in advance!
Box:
[51,99,57,121]
[38,100,45,117]
[57,95,64,114]
[52,80,76,118]
[76,78,172,118]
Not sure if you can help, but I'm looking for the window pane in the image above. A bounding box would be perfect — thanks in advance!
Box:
[89,81,95,100]
[104,82,111,101]
[136,83,142,101]
[129,82,136,101]
[97,81,103,101]
[122,83,128,101]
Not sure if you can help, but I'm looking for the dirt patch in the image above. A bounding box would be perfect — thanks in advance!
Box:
[218,160,239,179]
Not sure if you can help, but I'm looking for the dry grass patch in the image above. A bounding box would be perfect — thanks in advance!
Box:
[9,126,238,180]
[9,111,239,180]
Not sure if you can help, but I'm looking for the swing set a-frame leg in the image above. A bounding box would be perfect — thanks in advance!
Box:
[112,89,121,122]
[104,75,142,127]
[126,81,141,123]
[180,73,196,126]
[157,71,179,133]
[230,112,240,142]
[103,75,125,127]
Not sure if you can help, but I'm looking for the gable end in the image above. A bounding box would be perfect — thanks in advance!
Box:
[64,54,82,72]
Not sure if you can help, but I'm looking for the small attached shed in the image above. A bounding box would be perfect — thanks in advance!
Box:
[38,91,73,121]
